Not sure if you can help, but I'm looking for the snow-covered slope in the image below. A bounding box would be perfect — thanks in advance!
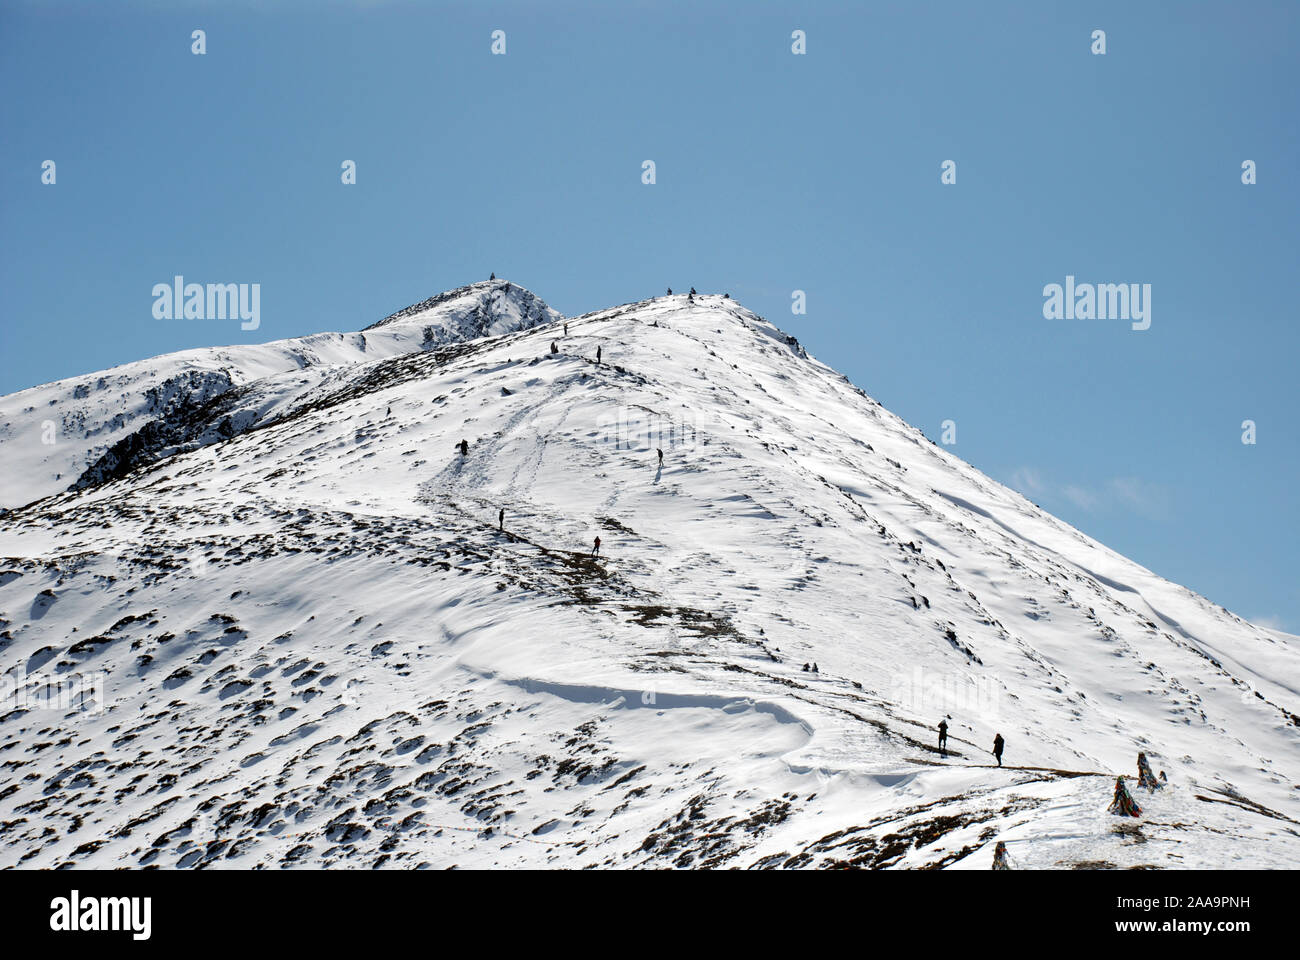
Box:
[0,284,1296,869]
[0,280,558,510]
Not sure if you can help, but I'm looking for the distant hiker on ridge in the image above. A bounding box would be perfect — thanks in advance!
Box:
[551,341,559,355]
[591,536,601,556]
[564,322,569,335]
[992,733,1005,767]
[457,438,469,457]
[938,719,948,756]
[596,346,602,364]
[656,447,663,466]
[498,508,505,531]
[666,287,672,295]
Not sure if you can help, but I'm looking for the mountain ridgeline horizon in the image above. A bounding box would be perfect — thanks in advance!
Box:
[0,278,1296,869]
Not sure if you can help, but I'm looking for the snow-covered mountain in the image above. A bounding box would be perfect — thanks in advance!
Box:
[1,281,1296,869]
[0,280,559,511]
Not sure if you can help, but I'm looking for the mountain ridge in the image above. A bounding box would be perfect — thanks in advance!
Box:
[0,280,562,511]
[0,283,1296,869]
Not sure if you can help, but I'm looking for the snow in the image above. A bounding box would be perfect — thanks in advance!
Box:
[0,280,557,510]
[0,283,1296,869]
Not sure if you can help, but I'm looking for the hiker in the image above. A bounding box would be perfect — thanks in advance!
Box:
[550,341,559,355]
[564,322,569,335]
[938,719,948,755]
[498,508,505,531]
[666,287,672,295]
[591,536,601,556]
[596,346,602,364]
[657,447,663,466]
[457,438,469,456]
[490,272,495,280]
[689,287,696,295]
[992,733,1004,767]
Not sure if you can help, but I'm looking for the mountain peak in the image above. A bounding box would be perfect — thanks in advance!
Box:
[364,278,563,345]
[2,283,1297,870]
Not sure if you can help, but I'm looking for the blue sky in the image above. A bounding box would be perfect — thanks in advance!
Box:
[1,0,1296,630]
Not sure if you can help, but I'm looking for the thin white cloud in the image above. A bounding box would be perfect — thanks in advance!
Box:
[1061,484,1100,511]
[1009,467,1045,497]
[1109,476,1162,512]
[1250,614,1290,633]
[1008,468,1166,518]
